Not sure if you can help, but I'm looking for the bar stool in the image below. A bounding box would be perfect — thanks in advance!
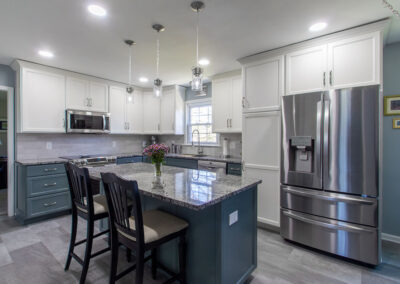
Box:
[64,162,111,284]
[101,172,188,284]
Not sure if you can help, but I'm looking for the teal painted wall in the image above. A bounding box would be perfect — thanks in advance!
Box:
[383,42,400,237]
[0,64,15,88]
[185,82,212,101]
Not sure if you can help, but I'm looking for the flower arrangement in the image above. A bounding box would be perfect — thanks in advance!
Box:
[143,143,170,177]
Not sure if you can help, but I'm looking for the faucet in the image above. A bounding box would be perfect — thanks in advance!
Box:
[191,129,203,155]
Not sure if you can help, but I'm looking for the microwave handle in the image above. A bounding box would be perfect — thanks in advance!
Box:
[103,115,106,131]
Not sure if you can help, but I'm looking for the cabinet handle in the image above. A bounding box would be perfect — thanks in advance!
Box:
[44,182,57,187]
[44,168,57,172]
[226,119,229,128]
[242,97,245,108]
[323,72,326,87]
[128,122,130,130]
[329,70,333,86]
[43,202,57,207]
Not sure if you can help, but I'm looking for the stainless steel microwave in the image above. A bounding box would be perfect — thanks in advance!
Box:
[66,109,110,134]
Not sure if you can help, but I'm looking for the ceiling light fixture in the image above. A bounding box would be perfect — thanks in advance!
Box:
[87,4,107,17]
[198,58,210,66]
[139,77,149,83]
[124,40,136,94]
[152,23,165,98]
[38,50,54,58]
[309,22,327,32]
[191,1,205,92]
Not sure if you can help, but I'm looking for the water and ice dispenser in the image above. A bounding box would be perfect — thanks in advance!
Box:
[289,136,314,173]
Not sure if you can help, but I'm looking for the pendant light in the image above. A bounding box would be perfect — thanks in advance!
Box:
[124,40,135,95]
[153,23,165,98]
[191,1,205,92]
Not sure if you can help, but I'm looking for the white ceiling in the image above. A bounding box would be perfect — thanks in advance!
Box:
[0,0,398,87]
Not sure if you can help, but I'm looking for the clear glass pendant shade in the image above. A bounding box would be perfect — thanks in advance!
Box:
[153,78,162,98]
[191,66,203,91]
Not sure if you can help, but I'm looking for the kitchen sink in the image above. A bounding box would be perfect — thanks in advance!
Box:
[178,154,208,158]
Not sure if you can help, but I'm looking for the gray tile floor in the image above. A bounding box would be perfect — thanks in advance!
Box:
[0,214,399,284]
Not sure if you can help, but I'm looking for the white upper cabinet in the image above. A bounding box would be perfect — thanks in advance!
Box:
[66,76,109,112]
[109,86,127,134]
[212,74,242,133]
[19,67,66,133]
[127,89,143,134]
[286,45,327,95]
[142,91,161,134]
[328,32,381,89]
[243,56,284,112]
[89,81,109,112]
[160,88,176,134]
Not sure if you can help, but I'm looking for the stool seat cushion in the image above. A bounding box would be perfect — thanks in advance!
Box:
[77,194,108,215]
[118,210,188,244]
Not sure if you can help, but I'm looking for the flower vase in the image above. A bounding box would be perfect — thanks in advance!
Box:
[152,162,164,189]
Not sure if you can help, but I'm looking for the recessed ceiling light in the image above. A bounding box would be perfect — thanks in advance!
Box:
[309,22,327,32]
[87,4,107,17]
[38,50,54,58]
[139,77,149,83]
[198,58,210,66]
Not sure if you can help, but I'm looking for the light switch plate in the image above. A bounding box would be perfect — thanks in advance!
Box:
[46,141,52,150]
[229,210,238,226]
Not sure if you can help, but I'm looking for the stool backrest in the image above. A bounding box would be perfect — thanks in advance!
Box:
[65,162,94,215]
[101,172,145,246]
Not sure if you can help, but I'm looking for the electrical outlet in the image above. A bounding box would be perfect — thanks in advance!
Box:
[112,141,117,148]
[46,142,52,150]
[229,210,238,226]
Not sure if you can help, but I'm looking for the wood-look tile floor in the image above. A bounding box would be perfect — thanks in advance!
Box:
[0,214,399,284]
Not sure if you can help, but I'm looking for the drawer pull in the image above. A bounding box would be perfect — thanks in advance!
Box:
[44,168,58,172]
[43,202,57,207]
[44,182,57,187]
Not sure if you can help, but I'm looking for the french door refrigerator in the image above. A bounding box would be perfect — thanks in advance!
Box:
[280,85,380,265]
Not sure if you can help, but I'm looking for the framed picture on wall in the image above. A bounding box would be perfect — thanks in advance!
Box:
[393,118,400,129]
[384,95,400,115]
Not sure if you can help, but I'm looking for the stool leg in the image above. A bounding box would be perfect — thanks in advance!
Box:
[178,234,187,284]
[80,219,94,284]
[126,248,132,263]
[65,209,78,271]
[135,249,144,284]
[109,229,119,284]
[151,248,157,280]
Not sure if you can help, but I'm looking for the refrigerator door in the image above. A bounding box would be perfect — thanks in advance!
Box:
[323,85,379,197]
[281,92,323,189]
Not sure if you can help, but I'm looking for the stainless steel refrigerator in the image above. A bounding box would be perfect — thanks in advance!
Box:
[280,85,380,265]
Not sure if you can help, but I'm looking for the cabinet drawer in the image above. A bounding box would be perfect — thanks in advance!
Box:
[227,163,242,176]
[166,158,198,169]
[117,156,143,164]
[27,163,66,177]
[27,174,69,197]
[27,192,71,218]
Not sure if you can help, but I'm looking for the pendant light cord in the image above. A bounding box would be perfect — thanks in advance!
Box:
[156,34,160,78]
[128,45,132,86]
[196,10,199,65]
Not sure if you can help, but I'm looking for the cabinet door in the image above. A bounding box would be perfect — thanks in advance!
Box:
[212,78,231,132]
[230,75,242,132]
[243,56,284,112]
[328,32,380,89]
[242,111,281,226]
[109,86,127,134]
[142,91,160,134]
[21,68,66,133]
[89,81,109,112]
[66,76,90,110]
[160,88,175,134]
[286,45,327,95]
[126,89,143,134]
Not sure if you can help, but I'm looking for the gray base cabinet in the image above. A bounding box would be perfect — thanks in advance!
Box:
[116,156,143,164]
[16,163,71,224]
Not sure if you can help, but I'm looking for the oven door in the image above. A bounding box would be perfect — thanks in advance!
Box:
[66,110,110,133]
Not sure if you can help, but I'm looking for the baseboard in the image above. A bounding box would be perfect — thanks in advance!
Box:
[382,233,400,244]
[257,217,280,232]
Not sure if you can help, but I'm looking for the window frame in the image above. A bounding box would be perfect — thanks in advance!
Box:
[185,98,219,146]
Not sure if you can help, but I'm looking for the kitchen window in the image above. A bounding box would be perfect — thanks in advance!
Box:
[186,100,218,145]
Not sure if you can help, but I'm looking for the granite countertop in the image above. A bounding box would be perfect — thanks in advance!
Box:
[165,153,242,164]
[15,157,67,166]
[88,163,260,210]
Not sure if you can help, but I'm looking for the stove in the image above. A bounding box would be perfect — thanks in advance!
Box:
[59,154,116,167]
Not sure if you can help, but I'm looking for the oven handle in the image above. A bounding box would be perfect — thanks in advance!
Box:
[281,186,375,205]
[282,210,374,234]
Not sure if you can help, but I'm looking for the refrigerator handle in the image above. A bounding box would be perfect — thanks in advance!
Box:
[323,100,330,184]
[316,100,323,186]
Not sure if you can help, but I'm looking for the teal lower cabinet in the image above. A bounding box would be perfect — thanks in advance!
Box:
[16,163,71,224]
[116,156,143,164]
[165,157,198,169]
[226,162,242,176]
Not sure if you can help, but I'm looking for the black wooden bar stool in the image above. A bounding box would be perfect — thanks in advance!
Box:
[64,162,111,284]
[101,172,188,284]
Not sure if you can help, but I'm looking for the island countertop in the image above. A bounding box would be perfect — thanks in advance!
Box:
[87,162,261,210]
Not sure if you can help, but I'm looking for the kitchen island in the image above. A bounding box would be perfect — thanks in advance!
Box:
[88,162,261,284]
